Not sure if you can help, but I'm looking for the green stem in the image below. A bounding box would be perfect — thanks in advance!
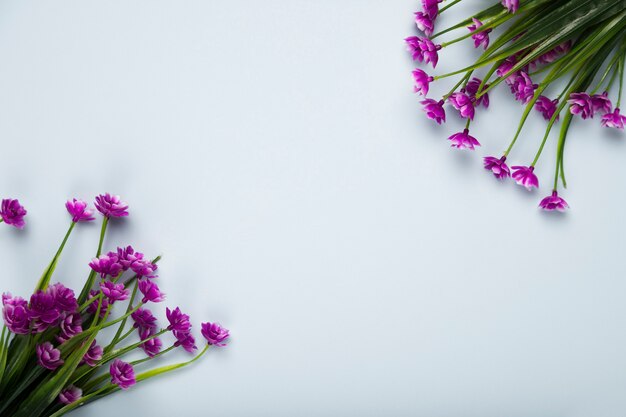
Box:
[78,216,109,304]
[34,222,76,291]
[106,280,139,353]
[438,0,462,15]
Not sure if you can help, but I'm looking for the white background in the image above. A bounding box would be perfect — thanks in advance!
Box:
[2,1,626,416]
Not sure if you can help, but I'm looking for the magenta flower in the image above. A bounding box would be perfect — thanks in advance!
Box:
[422,0,441,19]
[511,72,538,104]
[511,165,539,190]
[141,336,162,357]
[591,92,612,115]
[81,340,103,367]
[535,96,559,121]
[448,92,475,120]
[59,385,82,405]
[601,108,626,129]
[533,42,571,66]
[415,11,435,37]
[465,78,489,108]
[94,193,129,218]
[29,290,60,333]
[468,18,491,49]
[568,92,593,119]
[501,0,519,13]
[36,342,64,370]
[448,129,480,150]
[0,198,27,229]
[56,313,82,343]
[89,254,123,278]
[497,57,519,86]
[166,307,192,333]
[483,156,511,179]
[138,279,166,303]
[65,199,95,223]
[412,69,434,96]
[421,99,446,124]
[87,290,110,318]
[131,307,158,333]
[110,359,136,390]
[201,322,230,347]
[130,259,158,279]
[173,330,197,353]
[100,280,130,303]
[405,36,441,68]
[539,191,569,212]
[48,283,78,314]
[2,294,30,334]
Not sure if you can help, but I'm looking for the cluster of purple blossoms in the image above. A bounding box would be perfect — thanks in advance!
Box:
[0,198,27,229]
[568,91,625,129]
[168,307,197,353]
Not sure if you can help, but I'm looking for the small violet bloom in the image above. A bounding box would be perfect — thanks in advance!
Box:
[81,340,103,367]
[141,337,163,357]
[48,283,78,314]
[405,36,441,68]
[535,96,559,121]
[94,193,129,218]
[568,92,593,119]
[591,92,612,115]
[201,322,230,347]
[0,199,27,229]
[465,78,489,109]
[65,199,95,222]
[138,279,166,303]
[601,108,626,129]
[131,307,158,333]
[421,99,446,124]
[468,18,491,49]
[36,342,64,370]
[2,293,30,334]
[173,330,197,353]
[511,72,538,104]
[56,313,82,343]
[110,359,136,390]
[412,69,434,96]
[166,307,192,333]
[483,156,510,179]
[59,385,82,405]
[448,92,475,120]
[89,254,123,278]
[448,129,480,150]
[539,191,569,212]
[100,280,129,303]
[501,0,519,13]
[29,290,60,333]
[422,0,441,20]
[511,166,539,190]
[415,11,435,37]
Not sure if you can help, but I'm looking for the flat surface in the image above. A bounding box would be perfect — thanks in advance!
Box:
[1,1,626,416]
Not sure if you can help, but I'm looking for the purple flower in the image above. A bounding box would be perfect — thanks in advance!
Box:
[29,290,60,333]
[130,259,158,279]
[2,294,30,334]
[533,42,571,66]
[94,193,129,218]
[405,36,441,68]
[511,166,539,190]
[448,129,480,150]
[100,280,129,303]
[89,254,123,278]
[539,191,569,212]
[110,359,136,390]
[568,92,593,119]
[173,330,197,353]
[483,156,511,179]
[87,290,110,318]
[81,340,103,367]
[0,199,27,229]
[465,78,489,108]
[421,99,446,124]
[48,283,78,314]
[468,18,491,49]
[141,336,162,357]
[166,307,192,333]
[36,342,64,370]
[448,92,475,120]
[56,313,82,343]
[497,57,519,85]
[535,96,559,121]
[59,385,82,405]
[422,0,441,19]
[511,72,538,104]
[601,108,626,129]
[412,69,434,96]
[65,199,95,222]
[201,322,230,347]
[501,0,519,13]
[110,246,158,278]
[131,307,158,333]
[591,92,612,115]
[138,279,165,303]
[414,11,435,37]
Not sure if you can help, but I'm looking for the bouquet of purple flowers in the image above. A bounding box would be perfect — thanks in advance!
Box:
[0,195,229,416]
[407,0,626,211]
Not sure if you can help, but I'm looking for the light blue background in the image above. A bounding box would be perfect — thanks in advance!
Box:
[1,1,626,416]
